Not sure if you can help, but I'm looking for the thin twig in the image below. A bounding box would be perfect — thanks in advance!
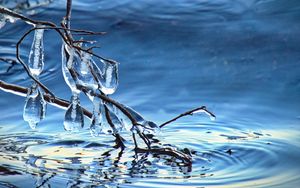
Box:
[159,106,216,128]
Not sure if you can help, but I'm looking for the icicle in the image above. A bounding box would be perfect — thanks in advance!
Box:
[124,106,160,134]
[28,27,44,77]
[124,106,145,123]
[105,102,132,131]
[99,59,119,95]
[90,97,102,137]
[23,83,46,129]
[99,103,113,134]
[61,43,81,94]
[63,94,84,132]
[77,51,98,90]
[107,106,124,134]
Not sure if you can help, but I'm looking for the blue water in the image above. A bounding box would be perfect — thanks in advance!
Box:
[1,0,300,187]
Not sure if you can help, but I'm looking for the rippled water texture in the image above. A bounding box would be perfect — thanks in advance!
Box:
[1,0,300,187]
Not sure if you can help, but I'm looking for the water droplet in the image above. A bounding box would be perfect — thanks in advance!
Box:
[28,27,44,77]
[99,59,118,95]
[64,94,84,132]
[23,85,46,129]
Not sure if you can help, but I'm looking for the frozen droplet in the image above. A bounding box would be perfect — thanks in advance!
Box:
[64,95,84,132]
[105,102,132,131]
[123,106,145,123]
[23,85,46,129]
[99,104,113,134]
[28,27,44,77]
[99,59,118,95]
[77,51,98,91]
[90,118,102,137]
[209,115,216,121]
[107,106,124,134]
[62,43,80,94]
[90,97,102,137]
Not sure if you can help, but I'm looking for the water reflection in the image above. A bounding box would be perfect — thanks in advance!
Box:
[0,124,299,187]
[0,132,198,187]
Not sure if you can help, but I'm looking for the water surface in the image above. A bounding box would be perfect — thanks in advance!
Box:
[0,0,300,187]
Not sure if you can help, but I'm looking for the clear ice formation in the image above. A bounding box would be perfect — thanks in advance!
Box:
[63,94,84,132]
[28,27,44,77]
[24,27,46,129]
[23,84,46,129]
[99,59,119,95]
[61,43,85,131]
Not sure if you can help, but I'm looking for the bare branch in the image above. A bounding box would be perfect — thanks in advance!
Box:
[159,106,216,128]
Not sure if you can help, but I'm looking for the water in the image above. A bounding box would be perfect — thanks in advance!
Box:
[1,0,300,187]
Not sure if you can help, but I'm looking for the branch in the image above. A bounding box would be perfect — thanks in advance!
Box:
[159,106,216,128]
[0,80,92,118]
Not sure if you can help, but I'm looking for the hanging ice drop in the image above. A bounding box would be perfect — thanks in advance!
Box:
[63,95,84,132]
[90,97,102,137]
[62,43,80,94]
[28,27,44,77]
[105,102,132,131]
[77,51,98,90]
[107,106,124,134]
[99,59,118,95]
[99,103,113,134]
[23,85,46,129]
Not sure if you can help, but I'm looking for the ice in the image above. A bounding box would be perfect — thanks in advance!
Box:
[99,104,113,134]
[141,121,161,134]
[63,94,84,132]
[107,106,124,134]
[191,108,216,121]
[61,43,80,94]
[28,27,44,77]
[99,59,118,95]
[105,102,132,131]
[23,85,46,129]
[77,51,98,91]
[89,97,102,137]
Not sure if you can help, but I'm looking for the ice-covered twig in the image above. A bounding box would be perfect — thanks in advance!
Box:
[159,106,216,128]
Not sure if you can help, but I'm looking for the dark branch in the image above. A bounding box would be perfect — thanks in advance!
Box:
[159,106,216,128]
